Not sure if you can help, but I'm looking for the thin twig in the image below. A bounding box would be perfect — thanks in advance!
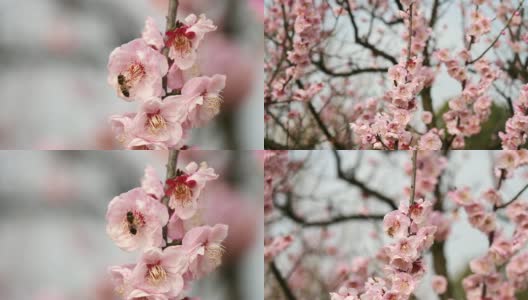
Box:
[161,0,180,95]
[496,183,528,210]
[162,150,180,245]
[406,3,413,63]
[468,0,525,65]
[409,150,418,205]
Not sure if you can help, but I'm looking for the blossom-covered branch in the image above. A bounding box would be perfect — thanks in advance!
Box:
[106,150,228,299]
[108,0,226,149]
[265,0,528,150]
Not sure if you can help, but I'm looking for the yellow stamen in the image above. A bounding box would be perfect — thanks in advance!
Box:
[148,114,166,133]
[206,243,225,268]
[169,183,193,209]
[147,265,167,284]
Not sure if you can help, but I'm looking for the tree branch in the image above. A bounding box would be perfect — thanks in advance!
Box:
[340,0,398,65]
[276,193,384,227]
[332,150,398,210]
[162,150,180,245]
[161,0,179,94]
[496,183,528,210]
[312,55,388,77]
[307,102,345,149]
[270,261,297,300]
[468,0,525,65]
[409,150,418,205]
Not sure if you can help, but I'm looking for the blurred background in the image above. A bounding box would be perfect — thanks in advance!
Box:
[0,0,263,149]
[266,151,528,299]
[0,150,263,300]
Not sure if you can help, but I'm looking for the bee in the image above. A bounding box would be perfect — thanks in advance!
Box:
[126,211,137,235]
[117,74,130,98]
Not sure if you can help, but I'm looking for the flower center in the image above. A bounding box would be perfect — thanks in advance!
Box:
[203,94,222,116]
[117,63,145,97]
[169,183,193,208]
[147,263,167,285]
[388,223,399,237]
[146,112,166,133]
[205,243,225,268]
[166,26,195,57]
[173,35,192,55]
[124,210,145,235]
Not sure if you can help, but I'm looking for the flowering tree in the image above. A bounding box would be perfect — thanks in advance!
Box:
[264,150,528,299]
[107,150,228,299]
[108,0,226,149]
[265,0,528,150]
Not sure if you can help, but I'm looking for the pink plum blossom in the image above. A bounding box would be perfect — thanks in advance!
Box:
[142,17,164,50]
[108,264,135,298]
[432,275,447,294]
[107,39,168,101]
[141,165,164,200]
[164,161,218,219]
[128,96,187,149]
[383,211,411,239]
[181,224,228,279]
[106,188,169,252]
[178,74,226,127]
[129,247,189,298]
[166,14,216,70]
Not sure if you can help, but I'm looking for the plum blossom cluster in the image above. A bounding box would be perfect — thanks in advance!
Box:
[447,150,528,299]
[331,197,437,300]
[435,54,497,148]
[264,150,298,262]
[106,161,228,299]
[265,0,528,150]
[350,2,438,150]
[108,14,226,149]
[500,84,528,149]
[264,0,324,105]
[331,151,448,299]
[264,150,288,216]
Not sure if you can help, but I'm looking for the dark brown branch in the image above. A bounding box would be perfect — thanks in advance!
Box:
[431,159,455,300]
[307,102,345,149]
[270,261,297,300]
[340,0,398,65]
[265,138,291,150]
[332,150,398,210]
[276,194,384,227]
[312,55,388,77]
[468,0,525,65]
[496,183,528,210]
[285,211,385,227]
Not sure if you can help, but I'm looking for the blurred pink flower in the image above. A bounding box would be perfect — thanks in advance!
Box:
[203,183,259,261]
[249,0,263,20]
[142,17,164,50]
[200,34,256,108]
[141,165,164,200]
[181,224,229,279]
[179,74,226,127]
